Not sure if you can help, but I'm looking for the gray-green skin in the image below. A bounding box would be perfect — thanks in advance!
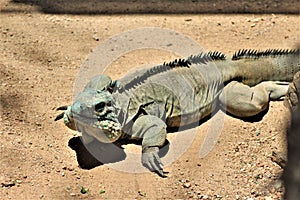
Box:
[57,49,299,177]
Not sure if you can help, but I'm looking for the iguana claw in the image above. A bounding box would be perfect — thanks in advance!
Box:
[54,112,65,121]
[142,147,167,177]
[54,105,69,121]
[56,105,69,111]
[55,106,76,130]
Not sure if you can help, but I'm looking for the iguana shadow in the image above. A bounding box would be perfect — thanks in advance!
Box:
[222,105,270,123]
[68,104,271,169]
[68,136,169,170]
[167,104,269,133]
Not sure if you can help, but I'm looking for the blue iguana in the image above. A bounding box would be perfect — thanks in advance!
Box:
[55,49,299,177]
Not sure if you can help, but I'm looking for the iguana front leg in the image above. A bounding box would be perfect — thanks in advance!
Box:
[219,81,289,117]
[131,115,167,177]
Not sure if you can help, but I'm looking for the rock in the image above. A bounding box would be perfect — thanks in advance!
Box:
[270,151,286,168]
[195,190,202,195]
[285,71,300,111]
[1,181,15,188]
[183,182,191,188]
[70,193,76,196]
[265,171,272,178]
[80,186,88,194]
[264,196,272,200]
[273,180,283,191]
[93,35,99,41]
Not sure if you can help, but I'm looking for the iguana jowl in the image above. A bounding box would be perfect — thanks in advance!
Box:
[56,49,299,177]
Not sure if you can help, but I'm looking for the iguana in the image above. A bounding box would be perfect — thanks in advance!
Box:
[55,49,299,177]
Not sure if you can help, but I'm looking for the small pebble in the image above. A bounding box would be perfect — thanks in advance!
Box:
[183,182,191,188]
[264,197,272,200]
[93,35,99,41]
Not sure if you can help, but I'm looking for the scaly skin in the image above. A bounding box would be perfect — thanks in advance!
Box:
[56,49,299,177]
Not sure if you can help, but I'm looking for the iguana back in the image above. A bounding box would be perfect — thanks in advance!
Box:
[115,49,299,127]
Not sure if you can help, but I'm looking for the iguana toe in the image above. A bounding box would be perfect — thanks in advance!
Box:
[142,147,167,177]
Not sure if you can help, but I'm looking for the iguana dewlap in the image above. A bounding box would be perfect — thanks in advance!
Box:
[56,49,299,177]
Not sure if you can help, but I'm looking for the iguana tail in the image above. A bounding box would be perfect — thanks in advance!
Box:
[230,49,300,86]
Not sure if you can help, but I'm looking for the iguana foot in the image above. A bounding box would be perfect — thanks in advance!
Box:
[284,71,300,111]
[142,147,167,177]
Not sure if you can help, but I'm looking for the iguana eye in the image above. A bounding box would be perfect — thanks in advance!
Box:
[95,102,106,112]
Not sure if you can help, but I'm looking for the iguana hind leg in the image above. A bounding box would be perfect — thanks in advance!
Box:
[219,81,289,117]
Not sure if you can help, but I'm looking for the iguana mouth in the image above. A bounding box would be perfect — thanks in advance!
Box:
[72,112,122,143]
[94,120,122,140]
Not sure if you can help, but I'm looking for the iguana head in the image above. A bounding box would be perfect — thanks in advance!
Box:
[56,75,122,143]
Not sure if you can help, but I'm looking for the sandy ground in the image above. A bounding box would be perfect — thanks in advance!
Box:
[1,0,299,199]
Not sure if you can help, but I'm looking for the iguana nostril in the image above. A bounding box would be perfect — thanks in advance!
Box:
[72,101,86,113]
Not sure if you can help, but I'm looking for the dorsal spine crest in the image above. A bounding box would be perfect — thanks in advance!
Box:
[232,48,299,60]
[121,51,226,91]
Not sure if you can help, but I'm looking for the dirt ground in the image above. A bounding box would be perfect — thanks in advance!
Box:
[1,0,300,199]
